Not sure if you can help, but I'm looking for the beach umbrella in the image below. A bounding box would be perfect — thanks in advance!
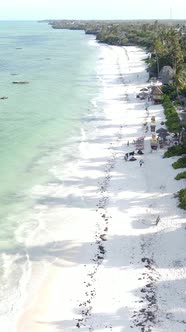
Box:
[156,128,169,139]
[156,128,168,134]
[158,132,168,139]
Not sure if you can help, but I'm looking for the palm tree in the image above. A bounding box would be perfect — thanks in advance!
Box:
[166,29,184,71]
[173,64,186,95]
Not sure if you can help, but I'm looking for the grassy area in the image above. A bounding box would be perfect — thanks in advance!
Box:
[175,171,186,180]
[163,96,181,133]
[172,157,186,169]
[177,188,186,210]
[164,145,186,158]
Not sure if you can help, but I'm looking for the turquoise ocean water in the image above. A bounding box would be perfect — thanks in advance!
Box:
[0,21,102,329]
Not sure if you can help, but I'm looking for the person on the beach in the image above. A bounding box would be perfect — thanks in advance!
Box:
[139,160,144,167]
[127,141,129,146]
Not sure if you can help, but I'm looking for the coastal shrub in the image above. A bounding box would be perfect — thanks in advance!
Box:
[120,37,129,46]
[166,107,176,115]
[166,119,181,133]
[162,85,176,100]
[172,157,186,169]
[164,145,186,158]
[173,100,181,107]
[177,188,186,210]
[163,95,181,133]
[180,87,186,97]
[175,171,186,180]
[101,34,120,45]
[96,31,128,46]
[165,114,179,122]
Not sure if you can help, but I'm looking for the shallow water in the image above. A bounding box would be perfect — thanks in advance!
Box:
[0,21,102,329]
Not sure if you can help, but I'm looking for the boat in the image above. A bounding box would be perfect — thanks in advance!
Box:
[12,81,29,84]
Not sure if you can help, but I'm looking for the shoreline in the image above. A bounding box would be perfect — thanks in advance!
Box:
[17,45,186,332]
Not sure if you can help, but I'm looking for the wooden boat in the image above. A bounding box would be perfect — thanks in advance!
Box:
[12,81,29,84]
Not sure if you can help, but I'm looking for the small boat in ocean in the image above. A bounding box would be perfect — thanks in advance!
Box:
[0,96,8,100]
[12,81,29,84]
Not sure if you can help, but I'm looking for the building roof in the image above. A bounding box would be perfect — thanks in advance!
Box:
[151,86,163,95]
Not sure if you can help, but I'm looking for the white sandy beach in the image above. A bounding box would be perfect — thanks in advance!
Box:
[17,45,186,332]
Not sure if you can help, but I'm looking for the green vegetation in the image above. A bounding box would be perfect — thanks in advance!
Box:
[162,84,177,99]
[164,145,186,158]
[177,188,186,209]
[49,19,186,88]
[175,171,186,180]
[162,95,181,133]
[172,157,186,169]
[173,100,181,107]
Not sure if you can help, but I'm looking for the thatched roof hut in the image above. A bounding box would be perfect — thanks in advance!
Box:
[151,86,163,103]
